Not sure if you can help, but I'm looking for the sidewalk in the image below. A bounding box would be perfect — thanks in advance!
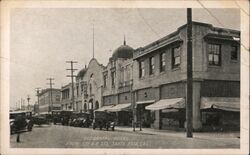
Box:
[115,126,240,140]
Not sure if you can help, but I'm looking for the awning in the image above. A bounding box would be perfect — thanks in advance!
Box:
[145,98,185,111]
[136,100,155,105]
[200,97,240,112]
[107,103,132,112]
[95,105,114,112]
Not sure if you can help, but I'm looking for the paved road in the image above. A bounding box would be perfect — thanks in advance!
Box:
[10,124,240,148]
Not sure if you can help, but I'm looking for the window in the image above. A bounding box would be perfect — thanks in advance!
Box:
[160,52,166,72]
[111,71,116,88]
[139,60,145,78]
[208,44,221,66]
[172,46,181,68]
[81,84,84,94]
[76,85,79,97]
[103,74,107,88]
[231,46,238,60]
[149,56,155,75]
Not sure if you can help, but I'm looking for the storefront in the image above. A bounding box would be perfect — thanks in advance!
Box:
[107,103,132,126]
[200,97,240,131]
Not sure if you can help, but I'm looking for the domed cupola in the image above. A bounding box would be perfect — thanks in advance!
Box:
[111,38,134,60]
[77,65,87,78]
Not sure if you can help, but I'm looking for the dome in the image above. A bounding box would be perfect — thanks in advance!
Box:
[77,66,87,78]
[112,40,134,60]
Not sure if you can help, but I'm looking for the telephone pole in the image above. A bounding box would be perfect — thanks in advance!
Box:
[35,87,41,114]
[66,61,77,111]
[186,8,193,138]
[47,78,55,113]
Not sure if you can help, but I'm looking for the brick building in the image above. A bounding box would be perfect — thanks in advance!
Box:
[132,22,240,130]
[38,88,61,114]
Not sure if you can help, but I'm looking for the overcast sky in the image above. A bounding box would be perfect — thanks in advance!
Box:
[10,8,240,109]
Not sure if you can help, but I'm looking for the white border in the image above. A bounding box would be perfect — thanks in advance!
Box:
[1,0,249,155]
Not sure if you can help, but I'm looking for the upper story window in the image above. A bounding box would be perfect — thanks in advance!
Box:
[103,74,107,88]
[208,44,221,66]
[160,52,166,72]
[149,56,155,75]
[111,60,116,68]
[139,60,145,78]
[76,85,79,97]
[111,71,116,88]
[172,46,181,68]
[231,45,238,61]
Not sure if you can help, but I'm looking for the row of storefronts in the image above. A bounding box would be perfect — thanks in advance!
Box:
[59,22,240,131]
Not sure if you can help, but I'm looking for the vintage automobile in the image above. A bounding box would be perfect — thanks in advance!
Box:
[74,113,91,128]
[32,114,50,126]
[92,111,115,131]
[52,110,62,125]
[9,111,33,134]
[60,110,75,125]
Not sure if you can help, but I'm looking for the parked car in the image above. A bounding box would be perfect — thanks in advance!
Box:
[74,113,91,128]
[60,110,74,125]
[52,110,62,125]
[9,111,33,134]
[92,111,115,131]
[32,114,50,126]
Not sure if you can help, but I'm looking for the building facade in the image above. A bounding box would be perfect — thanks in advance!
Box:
[61,83,74,110]
[132,22,240,130]
[75,58,105,118]
[38,88,61,114]
[102,40,134,126]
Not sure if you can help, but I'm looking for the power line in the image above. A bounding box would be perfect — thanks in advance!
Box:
[197,0,249,53]
[47,78,55,113]
[66,61,78,111]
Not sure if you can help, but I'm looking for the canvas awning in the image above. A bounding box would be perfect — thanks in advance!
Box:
[136,100,155,105]
[107,103,132,112]
[95,105,114,112]
[200,97,240,112]
[145,98,185,111]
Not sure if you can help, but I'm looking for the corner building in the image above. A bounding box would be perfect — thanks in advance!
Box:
[132,22,240,131]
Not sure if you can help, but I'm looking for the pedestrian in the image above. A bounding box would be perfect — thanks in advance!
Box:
[15,115,24,143]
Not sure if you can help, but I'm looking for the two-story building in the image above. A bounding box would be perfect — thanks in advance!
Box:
[102,40,134,126]
[61,83,74,110]
[38,88,61,114]
[132,22,240,131]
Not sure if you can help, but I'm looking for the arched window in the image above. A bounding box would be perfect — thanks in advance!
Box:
[84,103,87,112]
[95,101,99,109]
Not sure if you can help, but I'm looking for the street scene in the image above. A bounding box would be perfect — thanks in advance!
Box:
[6,5,245,151]
[10,124,240,148]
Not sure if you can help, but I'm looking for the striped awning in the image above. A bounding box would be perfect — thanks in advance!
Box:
[200,97,240,112]
[145,98,185,111]
[95,105,114,112]
[107,103,131,112]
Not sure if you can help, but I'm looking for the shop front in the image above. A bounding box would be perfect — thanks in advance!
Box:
[107,103,132,126]
[200,97,240,131]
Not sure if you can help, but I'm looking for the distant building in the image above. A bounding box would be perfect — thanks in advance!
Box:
[38,88,61,114]
[133,22,240,130]
[61,83,74,110]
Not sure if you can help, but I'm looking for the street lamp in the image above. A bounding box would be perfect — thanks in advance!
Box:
[27,95,30,111]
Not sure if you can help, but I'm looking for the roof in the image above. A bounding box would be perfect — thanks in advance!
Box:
[111,40,134,60]
[77,67,87,78]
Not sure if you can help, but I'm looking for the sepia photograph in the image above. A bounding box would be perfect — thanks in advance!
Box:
[1,0,249,155]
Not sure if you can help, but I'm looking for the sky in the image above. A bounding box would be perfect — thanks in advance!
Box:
[10,8,240,109]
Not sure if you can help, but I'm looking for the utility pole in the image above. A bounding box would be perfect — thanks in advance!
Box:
[66,61,78,111]
[27,95,30,111]
[35,88,41,114]
[47,78,55,113]
[186,8,193,138]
